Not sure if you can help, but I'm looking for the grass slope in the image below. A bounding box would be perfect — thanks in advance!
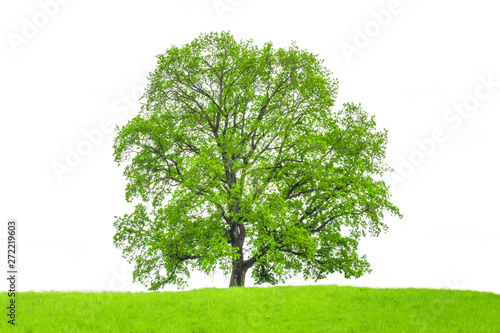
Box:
[1,285,499,332]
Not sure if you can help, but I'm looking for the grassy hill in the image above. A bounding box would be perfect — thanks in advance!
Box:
[1,284,499,332]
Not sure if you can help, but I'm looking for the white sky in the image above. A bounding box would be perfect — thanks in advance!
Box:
[1,0,499,294]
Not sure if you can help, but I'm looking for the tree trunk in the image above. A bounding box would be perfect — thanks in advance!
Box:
[228,222,257,287]
[228,221,249,287]
[229,260,249,287]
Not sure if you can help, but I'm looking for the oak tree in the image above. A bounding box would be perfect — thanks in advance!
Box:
[112,31,403,290]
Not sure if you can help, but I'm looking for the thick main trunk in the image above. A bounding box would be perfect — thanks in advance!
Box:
[228,221,249,287]
[229,261,249,287]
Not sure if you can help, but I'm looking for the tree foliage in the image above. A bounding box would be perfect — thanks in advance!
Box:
[112,31,403,290]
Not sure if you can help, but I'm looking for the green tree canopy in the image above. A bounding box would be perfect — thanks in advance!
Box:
[112,31,403,290]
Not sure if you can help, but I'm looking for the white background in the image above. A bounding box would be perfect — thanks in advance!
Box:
[1,0,499,294]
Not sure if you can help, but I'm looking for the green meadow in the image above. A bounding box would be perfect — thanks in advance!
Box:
[1,285,499,332]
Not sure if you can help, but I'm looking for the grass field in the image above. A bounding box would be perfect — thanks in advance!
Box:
[1,284,499,332]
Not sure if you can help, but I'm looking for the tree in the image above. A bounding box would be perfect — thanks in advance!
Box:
[112,31,403,290]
